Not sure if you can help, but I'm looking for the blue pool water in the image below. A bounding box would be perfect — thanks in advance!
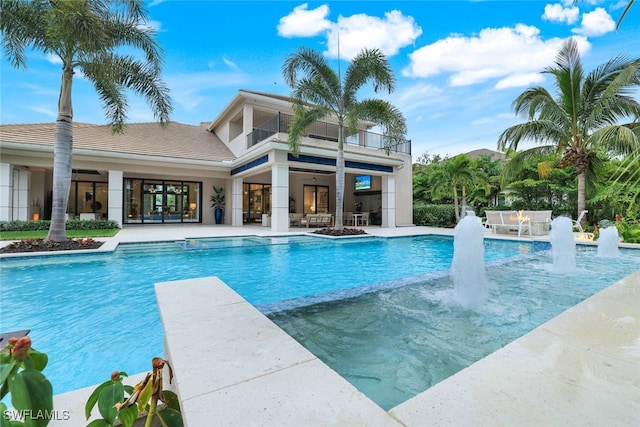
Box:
[270,245,640,410]
[0,235,636,400]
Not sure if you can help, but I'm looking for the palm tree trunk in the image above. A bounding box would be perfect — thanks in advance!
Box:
[577,172,587,226]
[47,65,74,242]
[453,185,460,222]
[335,125,345,231]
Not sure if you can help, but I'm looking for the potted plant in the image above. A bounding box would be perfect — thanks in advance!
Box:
[210,185,225,224]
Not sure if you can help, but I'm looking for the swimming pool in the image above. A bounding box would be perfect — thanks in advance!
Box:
[1,234,538,395]
[0,235,636,399]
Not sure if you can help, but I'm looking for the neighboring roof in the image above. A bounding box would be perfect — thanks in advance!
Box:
[465,148,506,161]
[0,121,236,162]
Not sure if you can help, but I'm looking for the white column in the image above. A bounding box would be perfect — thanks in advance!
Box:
[381,175,396,228]
[271,151,289,232]
[0,163,11,221]
[243,104,254,145]
[231,177,244,227]
[108,170,123,226]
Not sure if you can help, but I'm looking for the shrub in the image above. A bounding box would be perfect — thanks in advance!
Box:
[413,204,456,227]
[0,219,120,232]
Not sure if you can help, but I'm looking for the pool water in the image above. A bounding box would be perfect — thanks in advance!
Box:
[269,245,640,410]
[0,235,635,399]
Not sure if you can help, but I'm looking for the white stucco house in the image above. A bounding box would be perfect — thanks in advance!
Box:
[0,89,413,231]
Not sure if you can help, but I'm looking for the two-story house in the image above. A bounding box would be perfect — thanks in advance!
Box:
[0,89,413,231]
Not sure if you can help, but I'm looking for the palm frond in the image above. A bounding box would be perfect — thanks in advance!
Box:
[343,48,395,98]
[0,0,49,68]
[287,106,329,156]
[588,124,640,155]
[350,99,407,153]
[497,120,565,152]
[499,146,557,188]
[616,0,635,30]
[282,47,341,106]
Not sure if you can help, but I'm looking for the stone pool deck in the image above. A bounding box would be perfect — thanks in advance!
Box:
[3,225,638,426]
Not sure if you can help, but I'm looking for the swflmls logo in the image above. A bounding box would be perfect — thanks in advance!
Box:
[4,409,71,421]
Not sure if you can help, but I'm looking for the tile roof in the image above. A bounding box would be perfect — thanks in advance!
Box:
[0,121,236,162]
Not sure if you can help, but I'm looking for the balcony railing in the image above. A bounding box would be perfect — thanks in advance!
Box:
[247,112,411,154]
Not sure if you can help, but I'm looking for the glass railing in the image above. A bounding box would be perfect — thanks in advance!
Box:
[247,112,411,154]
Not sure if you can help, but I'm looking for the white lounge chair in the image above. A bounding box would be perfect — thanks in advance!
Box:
[572,210,588,233]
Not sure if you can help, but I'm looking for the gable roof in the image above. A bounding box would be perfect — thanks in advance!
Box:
[0,121,235,162]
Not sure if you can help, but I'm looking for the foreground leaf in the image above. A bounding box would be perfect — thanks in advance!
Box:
[8,369,53,427]
[157,408,184,427]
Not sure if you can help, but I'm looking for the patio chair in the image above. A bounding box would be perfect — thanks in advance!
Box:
[572,210,588,233]
[343,212,354,226]
[358,212,370,226]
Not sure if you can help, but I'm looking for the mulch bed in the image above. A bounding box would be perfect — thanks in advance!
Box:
[0,238,104,254]
[311,227,367,236]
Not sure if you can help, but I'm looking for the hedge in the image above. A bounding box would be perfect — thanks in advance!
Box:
[413,204,457,227]
[0,219,120,232]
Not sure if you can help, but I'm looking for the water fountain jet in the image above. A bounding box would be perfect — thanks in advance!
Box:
[451,213,488,309]
[597,222,620,258]
[550,216,576,273]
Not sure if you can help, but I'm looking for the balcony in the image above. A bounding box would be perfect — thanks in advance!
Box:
[247,112,411,155]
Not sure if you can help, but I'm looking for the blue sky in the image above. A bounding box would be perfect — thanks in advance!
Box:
[1,0,638,158]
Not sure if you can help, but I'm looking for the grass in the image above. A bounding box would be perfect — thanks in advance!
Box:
[0,229,120,241]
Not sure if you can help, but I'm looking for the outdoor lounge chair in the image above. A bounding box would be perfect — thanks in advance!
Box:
[484,210,531,237]
[572,210,588,233]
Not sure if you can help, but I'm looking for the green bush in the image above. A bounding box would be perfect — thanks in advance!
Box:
[413,204,456,227]
[615,214,640,244]
[0,219,120,232]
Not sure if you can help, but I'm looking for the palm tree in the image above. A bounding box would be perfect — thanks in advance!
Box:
[497,38,640,225]
[429,154,486,222]
[282,47,407,230]
[0,0,172,241]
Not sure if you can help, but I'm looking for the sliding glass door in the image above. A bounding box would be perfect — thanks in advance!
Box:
[124,179,201,224]
[303,185,329,214]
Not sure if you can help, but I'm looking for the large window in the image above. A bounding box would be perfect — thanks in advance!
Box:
[124,179,201,224]
[67,181,108,220]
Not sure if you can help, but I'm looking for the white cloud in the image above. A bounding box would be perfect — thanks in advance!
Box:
[222,56,239,71]
[572,8,615,36]
[542,3,579,24]
[45,53,62,65]
[167,72,250,111]
[403,24,591,89]
[277,3,331,37]
[325,10,422,59]
[495,73,545,90]
[28,105,57,119]
[394,83,445,114]
[277,5,421,59]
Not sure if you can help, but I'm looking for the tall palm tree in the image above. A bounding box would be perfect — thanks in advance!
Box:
[283,47,407,230]
[497,38,640,225]
[0,0,172,241]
